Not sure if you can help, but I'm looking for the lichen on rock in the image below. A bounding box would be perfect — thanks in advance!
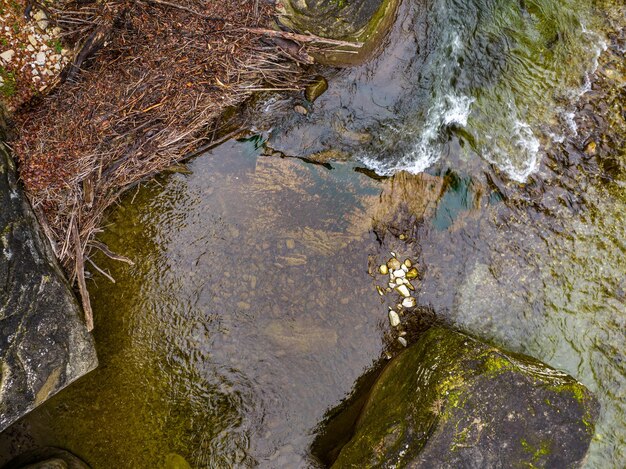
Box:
[332,327,599,468]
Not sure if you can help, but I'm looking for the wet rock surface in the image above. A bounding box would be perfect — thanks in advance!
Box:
[278,0,400,64]
[0,143,97,432]
[332,327,598,468]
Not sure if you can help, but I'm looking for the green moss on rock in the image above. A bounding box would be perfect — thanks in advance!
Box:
[332,327,598,468]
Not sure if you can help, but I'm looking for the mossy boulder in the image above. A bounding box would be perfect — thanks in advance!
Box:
[278,0,401,65]
[333,327,598,468]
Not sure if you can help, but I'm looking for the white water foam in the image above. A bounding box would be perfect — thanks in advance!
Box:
[360,15,607,184]
[359,92,474,176]
[482,118,541,183]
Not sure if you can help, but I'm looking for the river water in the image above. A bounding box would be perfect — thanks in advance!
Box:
[1,0,624,467]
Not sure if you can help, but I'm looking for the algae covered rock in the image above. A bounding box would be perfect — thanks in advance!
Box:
[279,0,400,65]
[0,144,98,432]
[333,327,598,468]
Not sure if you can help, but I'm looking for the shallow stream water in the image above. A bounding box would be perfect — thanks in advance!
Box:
[1,0,624,466]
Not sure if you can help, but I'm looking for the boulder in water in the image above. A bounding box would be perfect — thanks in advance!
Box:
[332,327,598,468]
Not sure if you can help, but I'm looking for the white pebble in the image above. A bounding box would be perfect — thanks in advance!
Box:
[393,269,406,278]
[0,49,15,63]
[402,297,416,308]
[398,337,408,347]
[395,284,411,297]
[388,310,401,327]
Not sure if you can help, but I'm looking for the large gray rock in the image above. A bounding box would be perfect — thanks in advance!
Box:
[0,143,97,432]
[332,327,598,468]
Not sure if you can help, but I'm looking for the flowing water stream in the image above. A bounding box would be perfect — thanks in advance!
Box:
[0,0,624,467]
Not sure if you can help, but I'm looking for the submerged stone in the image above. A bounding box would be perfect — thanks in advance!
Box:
[0,143,97,432]
[305,76,328,103]
[332,327,598,468]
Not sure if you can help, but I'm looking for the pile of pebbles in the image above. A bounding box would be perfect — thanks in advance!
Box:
[0,5,70,109]
[375,252,419,348]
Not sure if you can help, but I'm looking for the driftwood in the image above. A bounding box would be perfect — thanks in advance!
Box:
[244,27,364,48]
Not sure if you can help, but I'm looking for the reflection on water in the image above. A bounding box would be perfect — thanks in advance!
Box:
[0,141,399,467]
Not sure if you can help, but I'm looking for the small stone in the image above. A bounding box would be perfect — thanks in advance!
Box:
[401,264,409,273]
[38,20,49,30]
[28,35,38,47]
[27,45,35,52]
[584,140,597,155]
[406,267,419,280]
[376,286,385,296]
[0,49,15,63]
[395,284,411,297]
[304,75,328,103]
[388,310,401,327]
[398,337,408,347]
[399,234,407,240]
[379,264,388,275]
[33,10,48,21]
[389,282,396,289]
[387,258,401,271]
[294,104,308,115]
[36,52,46,65]
[402,297,416,308]
[285,239,295,249]
[393,269,406,278]
[404,259,412,268]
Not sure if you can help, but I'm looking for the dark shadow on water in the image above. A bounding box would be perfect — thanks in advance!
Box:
[309,306,443,467]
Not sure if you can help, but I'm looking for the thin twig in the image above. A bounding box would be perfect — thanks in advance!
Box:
[243,28,364,48]
[144,0,226,21]
[73,220,94,331]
